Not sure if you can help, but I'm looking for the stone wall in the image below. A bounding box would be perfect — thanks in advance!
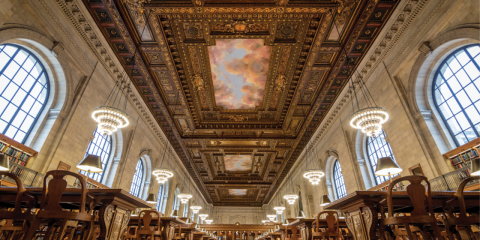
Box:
[0,0,208,216]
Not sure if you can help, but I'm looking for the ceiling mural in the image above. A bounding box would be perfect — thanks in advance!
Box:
[81,0,400,206]
[209,39,270,109]
[224,155,253,172]
[229,189,248,196]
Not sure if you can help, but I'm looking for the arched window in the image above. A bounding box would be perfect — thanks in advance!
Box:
[155,184,164,212]
[80,128,112,182]
[433,44,480,146]
[367,130,397,184]
[130,159,144,197]
[0,44,49,143]
[333,160,347,199]
[183,200,189,217]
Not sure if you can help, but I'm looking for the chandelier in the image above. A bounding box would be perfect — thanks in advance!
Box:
[283,194,298,205]
[266,215,276,222]
[153,168,174,184]
[92,106,129,135]
[205,219,213,224]
[190,205,202,213]
[199,214,208,221]
[273,206,285,214]
[178,193,192,203]
[350,107,389,137]
[303,170,325,185]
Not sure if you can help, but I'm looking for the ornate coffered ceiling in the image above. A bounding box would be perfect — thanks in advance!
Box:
[82,0,399,206]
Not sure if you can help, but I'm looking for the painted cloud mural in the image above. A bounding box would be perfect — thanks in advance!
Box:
[224,155,252,171]
[208,39,271,109]
[229,189,247,196]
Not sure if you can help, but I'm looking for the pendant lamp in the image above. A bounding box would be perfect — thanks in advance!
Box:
[0,153,9,171]
[146,193,156,204]
[319,195,331,206]
[374,157,402,182]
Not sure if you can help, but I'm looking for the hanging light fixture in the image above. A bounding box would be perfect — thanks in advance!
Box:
[205,219,213,224]
[282,219,289,226]
[191,205,202,213]
[302,130,325,185]
[296,211,306,219]
[199,214,208,221]
[283,170,298,205]
[273,206,285,215]
[146,193,156,204]
[319,195,331,206]
[178,193,192,204]
[266,214,276,222]
[325,10,389,137]
[153,136,174,184]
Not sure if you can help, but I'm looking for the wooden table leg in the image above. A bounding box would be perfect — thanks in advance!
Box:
[345,205,378,240]
[98,203,132,240]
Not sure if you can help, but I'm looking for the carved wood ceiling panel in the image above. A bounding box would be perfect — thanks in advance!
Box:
[82,0,399,206]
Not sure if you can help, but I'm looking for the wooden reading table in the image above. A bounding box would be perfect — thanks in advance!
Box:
[288,218,348,240]
[325,191,480,240]
[193,231,207,240]
[128,216,187,240]
[0,187,150,240]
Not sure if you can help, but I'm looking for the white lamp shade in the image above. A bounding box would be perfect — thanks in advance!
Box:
[76,155,103,173]
[374,157,402,176]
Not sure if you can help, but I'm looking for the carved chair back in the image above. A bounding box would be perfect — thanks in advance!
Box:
[41,170,88,214]
[386,176,434,219]
[314,211,339,234]
[138,210,163,231]
[285,225,299,240]
[446,176,480,221]
[0,172,36,234]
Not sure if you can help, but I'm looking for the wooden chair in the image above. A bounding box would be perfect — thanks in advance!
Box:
[312,211,340,240]
[443,176,480,240]
[136,210,163,240]
[23,170,95,240]
[0,172,36,240]
[381,176,443,240]
[285,225,299,240]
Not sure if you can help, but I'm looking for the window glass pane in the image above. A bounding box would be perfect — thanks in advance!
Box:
[447,77,462,93]
[465,62,480,80]
[467,46,480,58]
[449,58,461,73]
[0,44,49,143]
[13,50,28,65]
[455,70,471,87]
[129,160,144,197]
[455,51,470,66]
[333,161,347,199]
[456,90,472,108]
[3,46,17,57]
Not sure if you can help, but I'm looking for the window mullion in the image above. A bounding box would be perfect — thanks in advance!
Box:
[440,71,480,139]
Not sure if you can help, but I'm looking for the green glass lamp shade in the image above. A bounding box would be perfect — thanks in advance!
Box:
[471,158,480,176]
[76,154,103,173]
[146,193,156,204]
[0,153,9,171]
[374,157,402,176]
[320,195,331,206]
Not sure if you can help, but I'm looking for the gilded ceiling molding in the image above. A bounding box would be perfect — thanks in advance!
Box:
[307,0,430,152]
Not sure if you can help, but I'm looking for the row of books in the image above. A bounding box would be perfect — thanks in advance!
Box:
[451,160,471,169]
[457,169,471,179]
[451,148,479,164]
[0,141,31,166]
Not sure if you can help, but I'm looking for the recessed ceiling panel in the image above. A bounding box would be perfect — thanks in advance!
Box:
[208,39,270,109]
[229,189,247,195]
[224,155,253,171]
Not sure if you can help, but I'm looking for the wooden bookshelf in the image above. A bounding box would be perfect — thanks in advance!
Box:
[0,133,37,167]
[443,137,480,177]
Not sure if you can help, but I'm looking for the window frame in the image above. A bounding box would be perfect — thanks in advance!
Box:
[432,44,480,147]
[366,130,397,185]
[155,184,164,212]
[0,44,50,144]
[333,160,347,199]
[129,159,145,197]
